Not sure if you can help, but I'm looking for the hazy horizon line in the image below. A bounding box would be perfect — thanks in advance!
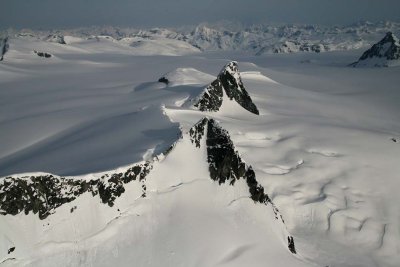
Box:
[2,19,399,32]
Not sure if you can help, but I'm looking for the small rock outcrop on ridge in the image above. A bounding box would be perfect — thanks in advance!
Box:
[194,61,259,115]
[350,32,400,67]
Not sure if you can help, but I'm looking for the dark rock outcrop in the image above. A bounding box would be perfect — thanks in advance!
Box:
[7,247,15,254]
[350,32,400,67]
[190,118,270,203]
[194,62,259,115]
[189,118,296,254]
[288,236,296,254]
[0,162,151,219]
[0,37,9,61]
[194,79,224,112]
[34,50,52,58]
[158,77,169,85]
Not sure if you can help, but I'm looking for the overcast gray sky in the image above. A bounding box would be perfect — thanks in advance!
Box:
[1,0,399,29]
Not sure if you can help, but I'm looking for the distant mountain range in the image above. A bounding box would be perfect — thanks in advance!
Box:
[3,21,400,55]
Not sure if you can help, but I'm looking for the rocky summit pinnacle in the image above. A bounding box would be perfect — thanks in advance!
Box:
[350,32,400,67]
[195,61,260,115]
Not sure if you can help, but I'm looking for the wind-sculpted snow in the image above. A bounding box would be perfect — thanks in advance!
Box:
[195,62,259,115]
[189,118,296,254]
[0,162,151,219]
[351,32,400,67]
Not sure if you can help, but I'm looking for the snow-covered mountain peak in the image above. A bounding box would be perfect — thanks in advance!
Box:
[217,61,259,115]
[194,62,259,115]
[219,61,240,82]
[351,31,400,67]
[382,31,398,43]
[361,31,400,59]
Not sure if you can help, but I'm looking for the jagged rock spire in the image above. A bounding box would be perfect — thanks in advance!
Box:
[195,61,259,114]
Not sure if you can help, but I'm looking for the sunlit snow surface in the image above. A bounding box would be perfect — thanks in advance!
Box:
[0,36,400,267]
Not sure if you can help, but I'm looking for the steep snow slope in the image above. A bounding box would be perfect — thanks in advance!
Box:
[1,38,400,267]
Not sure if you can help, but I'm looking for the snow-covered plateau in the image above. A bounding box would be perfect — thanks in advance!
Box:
[0,22,400,267]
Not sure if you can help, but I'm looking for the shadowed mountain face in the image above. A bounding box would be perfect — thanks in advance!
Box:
[195,61,259,114]
[359,32,400,60]
[351,32,400,67]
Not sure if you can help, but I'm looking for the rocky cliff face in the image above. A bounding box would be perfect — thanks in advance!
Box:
[350,32,400,67]
[194,61,259,115]
[189,118,296,254]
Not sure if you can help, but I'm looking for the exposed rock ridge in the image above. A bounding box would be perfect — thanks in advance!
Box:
[194,79,223,112]
[189,117,296,254]
[194,61,259,115]
[0,131,183,220]
[0,162,151,219]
